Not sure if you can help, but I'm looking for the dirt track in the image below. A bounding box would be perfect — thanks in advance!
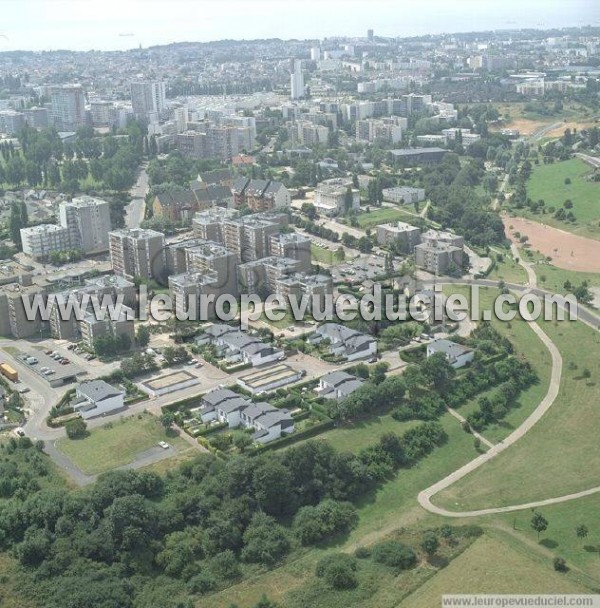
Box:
[503,216,600,273]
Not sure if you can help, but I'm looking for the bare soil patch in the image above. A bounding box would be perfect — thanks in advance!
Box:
[504,215,600,273]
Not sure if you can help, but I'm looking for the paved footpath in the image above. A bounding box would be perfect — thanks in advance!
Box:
[417,322,600,518]
[418,319,600,517]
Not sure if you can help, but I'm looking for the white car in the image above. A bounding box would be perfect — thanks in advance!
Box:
[158,441,169,449]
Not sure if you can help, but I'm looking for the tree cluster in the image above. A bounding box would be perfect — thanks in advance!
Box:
[0,423,446,607]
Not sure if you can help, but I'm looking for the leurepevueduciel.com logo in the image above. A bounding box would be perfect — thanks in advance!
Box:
[19,284,579,331]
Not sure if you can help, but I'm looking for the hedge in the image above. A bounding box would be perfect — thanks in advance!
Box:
[478,255,497,279]
[46,411,80,428]
[193,422,228,437]
[257,419,335,451]
[161,394,204,413]
[291,410,311,422]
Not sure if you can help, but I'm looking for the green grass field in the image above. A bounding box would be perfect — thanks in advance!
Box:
[521,158,600,240]
[201,285,568,607]
[56,412,189,475]
[357,207,421,229]
[317,414,421,453]
[434,303,600,511]
[0,555,37,608]
[520,247,600,292]
[494,493,600,582]
[311,243,337,265]
[399,533,589,607]
[202,410,482,608]
[442,286,552,445]
[284,527,478,608]
[487,249,529,285]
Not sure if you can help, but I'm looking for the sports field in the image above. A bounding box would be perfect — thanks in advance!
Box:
[517,158,600,241]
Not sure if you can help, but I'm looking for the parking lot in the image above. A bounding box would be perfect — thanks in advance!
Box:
[330,253,406,284]
[14,348,84,387]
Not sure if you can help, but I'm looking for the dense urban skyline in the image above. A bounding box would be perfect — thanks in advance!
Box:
[0,5,598,606]
[2,0,598,51]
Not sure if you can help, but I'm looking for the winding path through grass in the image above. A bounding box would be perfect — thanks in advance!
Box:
[418,316,600,518]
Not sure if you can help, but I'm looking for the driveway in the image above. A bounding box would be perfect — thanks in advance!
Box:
[46,439,183,487]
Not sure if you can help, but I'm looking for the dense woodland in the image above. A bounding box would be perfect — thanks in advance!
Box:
[0,420,446,608]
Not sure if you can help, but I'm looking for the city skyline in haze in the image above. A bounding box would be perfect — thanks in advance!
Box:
[1,0,598,52]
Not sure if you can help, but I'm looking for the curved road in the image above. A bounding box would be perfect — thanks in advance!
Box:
[418,283,600,518]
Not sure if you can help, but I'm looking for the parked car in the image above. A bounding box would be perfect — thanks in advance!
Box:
[158,441,169,449]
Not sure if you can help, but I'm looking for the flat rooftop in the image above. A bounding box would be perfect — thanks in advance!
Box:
[238,363,299,390]
[142,370,196,391]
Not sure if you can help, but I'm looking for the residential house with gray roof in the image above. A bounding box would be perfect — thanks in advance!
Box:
[73,380,125,419]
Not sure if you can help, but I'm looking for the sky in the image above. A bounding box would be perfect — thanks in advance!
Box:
[0,0,598,52]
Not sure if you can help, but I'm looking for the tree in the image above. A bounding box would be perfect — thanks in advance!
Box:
[136,325,151,348]
[421,531,439,557]
[65,418,88,439]
[293,499,357,545]
[241,512,290,565]
[252,458,294,517]
[160,411,175,431]
[371,540,417,572]
[9,201,25,249]
[344,186,354,213]
[163,345,189,366]
[207,550,240,581]
[421,352,456,392]
[315,553,357,590]
[553,556,568,572]
[253,596,280,608]
[300,202,317,221]
[531,511,549,540]
[440,525,454,543]
[233,432,253,453]
[371,362,388,385]
[6,155,25,186]
[576,524,589,544]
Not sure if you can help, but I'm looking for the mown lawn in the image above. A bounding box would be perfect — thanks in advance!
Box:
[434,301,600,510]
[494,492,600,582]
[520,247,600,291]
[520,158,600,240]
[311,243,336,265]
[202,410,481,608]
[399,533,589,607]
[442,286,552,445]
[357,207,420,229]
[317,414,421,453]
[487,248,529,285]
[56,412,188,475]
